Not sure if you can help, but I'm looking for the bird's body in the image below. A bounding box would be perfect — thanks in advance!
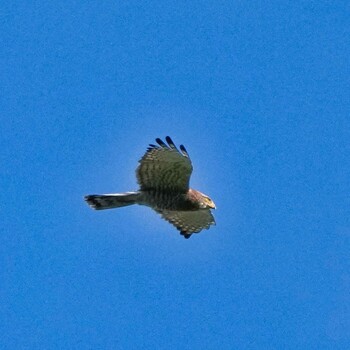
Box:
[139,189,206,211]
[85,137,216,238]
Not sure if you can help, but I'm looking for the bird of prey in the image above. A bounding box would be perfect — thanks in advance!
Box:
[85,136,216,238]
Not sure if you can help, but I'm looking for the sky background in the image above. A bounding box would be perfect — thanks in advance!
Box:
[1,1,349,349]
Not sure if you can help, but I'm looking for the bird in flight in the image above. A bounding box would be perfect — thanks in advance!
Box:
[85,136,216,239]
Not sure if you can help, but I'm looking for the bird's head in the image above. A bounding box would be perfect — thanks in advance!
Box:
[198,192,216,210]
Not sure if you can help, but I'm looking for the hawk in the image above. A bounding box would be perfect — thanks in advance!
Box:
[85,136,216,238]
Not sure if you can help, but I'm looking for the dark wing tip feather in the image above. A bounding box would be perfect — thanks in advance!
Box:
[147,144,157,151]
[165,136,179,151]
[154,137,189,158]
[180,231,192,239]
[179,144,189,157]
[155,138,168,148]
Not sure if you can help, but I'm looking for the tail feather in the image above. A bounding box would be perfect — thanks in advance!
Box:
[85,192,140,210]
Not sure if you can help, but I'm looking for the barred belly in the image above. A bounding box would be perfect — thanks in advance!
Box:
[140,190,195,211]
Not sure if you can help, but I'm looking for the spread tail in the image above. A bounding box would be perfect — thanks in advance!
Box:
[84,192,140,210]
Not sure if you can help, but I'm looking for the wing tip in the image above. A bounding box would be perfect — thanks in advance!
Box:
[165,136,174,146]
[179,144,189,157]
[180,231,192,239]
[152,137,190,158]
[155,138,168,148]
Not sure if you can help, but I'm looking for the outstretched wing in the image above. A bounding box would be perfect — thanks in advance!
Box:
[136,136,193,192]
[158,209,216,238]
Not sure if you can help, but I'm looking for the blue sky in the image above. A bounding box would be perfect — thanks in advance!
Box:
[1,1,349,349]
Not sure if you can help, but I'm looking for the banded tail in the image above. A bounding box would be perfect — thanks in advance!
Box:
[85,192,140,210]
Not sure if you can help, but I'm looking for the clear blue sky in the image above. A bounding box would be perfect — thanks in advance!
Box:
[1,1,349,349]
